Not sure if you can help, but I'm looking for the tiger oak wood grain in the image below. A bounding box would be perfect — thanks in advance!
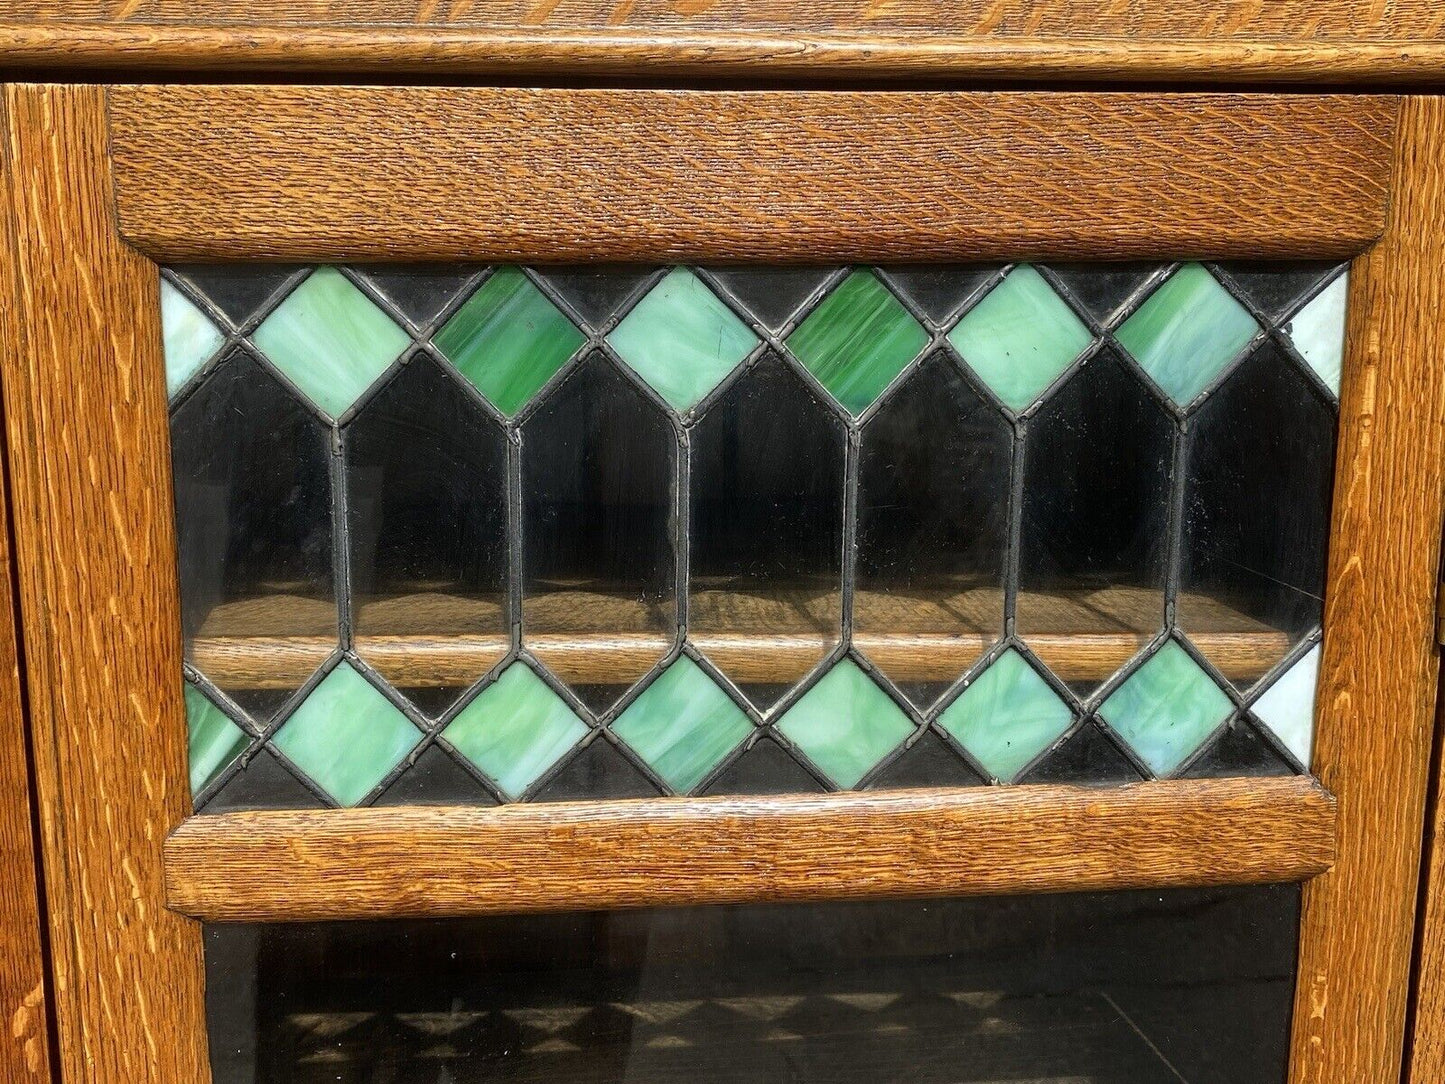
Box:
[0,321,51,1079]
[0,84,208,1083]
[3,3,1445,81]
[164,778,1336,922]
[107,87,1395,264]
[1287,97,1445,1084]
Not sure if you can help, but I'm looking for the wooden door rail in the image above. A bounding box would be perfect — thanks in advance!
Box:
[165,776,1334,922]
[107,87,1394,264]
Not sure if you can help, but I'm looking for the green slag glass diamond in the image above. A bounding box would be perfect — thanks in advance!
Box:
[1283,274,1348,397]
[184,683,249,797]
[443,662,589,799]
[611,655,753,793]
[271,662,422,806]
[606,268,758,411]
[434,267,586,416]
[1098,641,1233,776]
[946,266,1092,412]
[786,270,929,415]
[161,280,225,397]
[937,648,1073,781]
[776,658,913,788]
[252,267,411,418]
[1115,264,1259,407]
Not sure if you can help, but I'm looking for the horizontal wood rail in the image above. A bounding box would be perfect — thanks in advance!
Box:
[5,14,1445,83]
[165,777,1334,922]
[107,87,1395,264]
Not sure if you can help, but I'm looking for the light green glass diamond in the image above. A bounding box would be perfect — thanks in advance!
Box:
[1098,641,1232,776]
[938,649,1073,781]
[443,663,588,799]
[434,267,586,416]
[1116,264,1259,407]
[271,662,421,806]
[612,655,753,793]
[184,682,249,797]
[1283,274,1348,397]
[776,659,913,788]
[161,279,225,397]
[946,266,1092,411]
[607,268,758,411]
[252,267,411,418]
[786,270,929,415]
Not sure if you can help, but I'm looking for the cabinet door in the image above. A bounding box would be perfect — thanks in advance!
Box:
[1,85,1435,1084]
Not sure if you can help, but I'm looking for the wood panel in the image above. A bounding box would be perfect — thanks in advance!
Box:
[1288,97,1445,1084]
[165,778,1335,922]
[0,85,208,1084]
[3,5,1445,82]
[107,87,1395,264]
[0,284,51,1077]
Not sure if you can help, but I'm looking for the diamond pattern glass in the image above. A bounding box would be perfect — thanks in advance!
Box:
[184,683,249,797]
[442,663,589,799]
[786,270,929,415]
[1098,641,1234,776]
[775,659,913,788]
[611,656,753,793]
[607,268,758,411]
[1116,263,1260,407]
[271,662,422,806]
[433,266,585,415]
[1283,273,1348,397]
[1250,645,1321,769]
[946,265,1091,411]
[160,278,225,396]
[252,267,411,418]
[166,262,1339,809]
[938,649,1073,782]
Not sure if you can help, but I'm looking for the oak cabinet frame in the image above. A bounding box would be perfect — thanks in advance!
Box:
[0,83,1438,1084]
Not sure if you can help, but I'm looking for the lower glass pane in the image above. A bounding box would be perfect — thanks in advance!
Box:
[206,884,1297,1083]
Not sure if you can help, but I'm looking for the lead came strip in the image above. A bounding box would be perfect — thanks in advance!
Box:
[160,261,1347,808]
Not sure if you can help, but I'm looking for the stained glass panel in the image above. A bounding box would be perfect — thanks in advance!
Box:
[166,261,1343,808]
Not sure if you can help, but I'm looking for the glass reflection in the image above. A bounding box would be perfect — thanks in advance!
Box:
[205,885,1298,1083]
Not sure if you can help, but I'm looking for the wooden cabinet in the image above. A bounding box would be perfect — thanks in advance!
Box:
[2,11,1444,1084]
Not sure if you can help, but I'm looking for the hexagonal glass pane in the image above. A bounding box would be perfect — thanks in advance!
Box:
[521,353,677,712]
[689,353,846,709]
[345,353,510,716]
[170,348,335,722]
[855,353,1010,707]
